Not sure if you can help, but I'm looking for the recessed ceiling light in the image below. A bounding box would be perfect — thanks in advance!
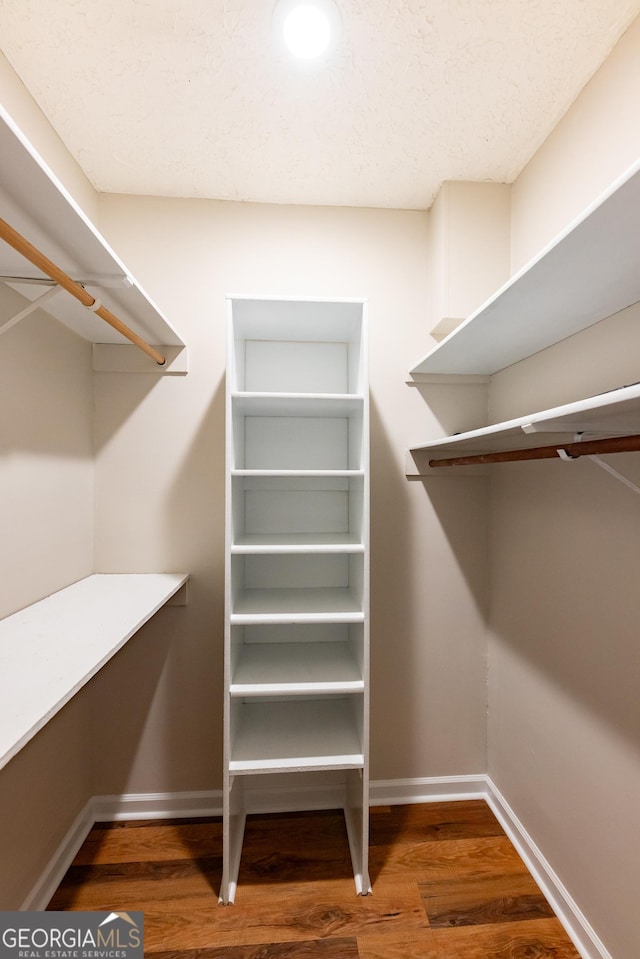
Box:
[274,0,341,62]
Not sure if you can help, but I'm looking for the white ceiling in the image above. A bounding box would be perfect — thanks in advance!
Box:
[1,0,639,210]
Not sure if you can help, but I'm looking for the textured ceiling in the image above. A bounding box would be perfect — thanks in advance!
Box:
[0,1,639,209]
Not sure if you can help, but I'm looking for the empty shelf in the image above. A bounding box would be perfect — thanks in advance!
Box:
[231,587,365,623]
[0,573,188,770]
[229,699,364,773]
[231,641,364,694]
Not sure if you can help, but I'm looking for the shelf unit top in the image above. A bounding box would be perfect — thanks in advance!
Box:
[0,106,183,348]
[0,573,188,770]
[228,295,366,342]
[411,158,640,376]
[411,382,640,457]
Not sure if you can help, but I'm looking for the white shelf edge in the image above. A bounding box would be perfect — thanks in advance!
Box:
[231,470,364,478]
[231,545,365,555]
[232,392,365,401]
[406,373,491,386]
[230,613,366,625]
[226,293,368,304]
[0,573,188,771]
[229,756,365,774]
[230,682,365,695]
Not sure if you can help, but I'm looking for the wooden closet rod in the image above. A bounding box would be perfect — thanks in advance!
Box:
[0,217,166,366]
[429,433,640,468]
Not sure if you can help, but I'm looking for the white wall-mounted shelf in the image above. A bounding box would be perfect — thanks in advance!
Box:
[0,573,188,771]
[408,383,640,475]
[0,106,185,362]
[410,158,640,376]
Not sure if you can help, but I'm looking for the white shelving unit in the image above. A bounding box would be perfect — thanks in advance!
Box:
[0,106,185,370]
[408,159,640,474]
[222,295,370,904]
[410,158,640,377]
[0,573,188,771]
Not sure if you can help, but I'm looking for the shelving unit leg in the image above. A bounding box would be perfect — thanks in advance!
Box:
[344,768,371,895]
[220,775,246,905]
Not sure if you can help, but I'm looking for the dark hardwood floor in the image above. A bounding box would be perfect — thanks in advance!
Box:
[48,800,581,957]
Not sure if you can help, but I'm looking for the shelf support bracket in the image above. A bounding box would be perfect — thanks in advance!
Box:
[587,455,640,495]
[564,433,640,495]
[0,285,62,337]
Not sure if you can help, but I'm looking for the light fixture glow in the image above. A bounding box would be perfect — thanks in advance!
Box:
[282,3,333,60]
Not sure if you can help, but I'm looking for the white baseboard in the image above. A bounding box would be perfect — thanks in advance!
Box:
[93,789,223,821]
[485,777,611,959]
[24,775,611,959]
[370,773,486,805]
[21,798,94,912]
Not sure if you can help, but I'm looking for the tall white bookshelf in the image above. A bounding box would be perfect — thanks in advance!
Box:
[221,296,370,904]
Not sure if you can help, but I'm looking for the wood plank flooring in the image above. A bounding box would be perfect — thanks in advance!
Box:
[48,801,581,957]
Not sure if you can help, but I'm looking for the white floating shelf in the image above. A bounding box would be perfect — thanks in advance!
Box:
[411,158,640,376]
[229,699,364,774]
[411,382,640,457]
[0,106,184,354]
[0,573,188,770]
[231,642,364,695]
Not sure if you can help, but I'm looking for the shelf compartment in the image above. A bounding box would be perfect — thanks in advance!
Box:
[232,410,364,472]
[229,697,365,773]
[231,393,364,417]
[231,473,366,549]
[230,623,365,694]
[230,553,365,621]
[230,591,365,623]
[410,158,640,376]
[228,297,366,395]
